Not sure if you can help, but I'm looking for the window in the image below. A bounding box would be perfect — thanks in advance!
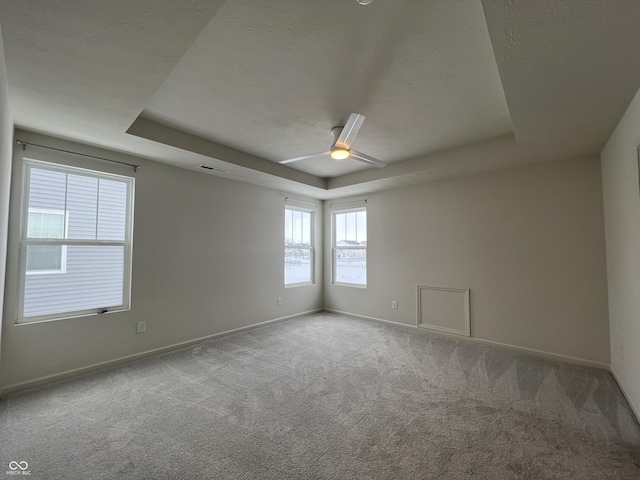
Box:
[19,160,134,322]
[333,207,366,286]
[284,207,313,286]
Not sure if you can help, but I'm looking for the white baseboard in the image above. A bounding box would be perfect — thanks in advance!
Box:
[610,366,640,425]
[324,309,610,370]
[0,309,322,396]
[1,308,617,399]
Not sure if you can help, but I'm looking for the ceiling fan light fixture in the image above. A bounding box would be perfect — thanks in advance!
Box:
[279,113,386,168]
[330,147,350,160]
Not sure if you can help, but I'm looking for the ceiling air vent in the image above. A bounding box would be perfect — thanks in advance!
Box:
[197,164,228,174]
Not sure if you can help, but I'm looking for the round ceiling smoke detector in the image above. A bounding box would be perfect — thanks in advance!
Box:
[357,0,373,5]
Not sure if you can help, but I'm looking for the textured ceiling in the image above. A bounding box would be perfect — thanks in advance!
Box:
[142,0,512,178]
[1,0,640,199]
[482,0,640,158]
[0,0,225,149]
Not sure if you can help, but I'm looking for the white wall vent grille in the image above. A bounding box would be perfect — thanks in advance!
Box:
[417,285,470,337]
[197,164,228,174]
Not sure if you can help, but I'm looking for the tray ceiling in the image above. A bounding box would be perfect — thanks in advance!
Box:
[1,0,640,199]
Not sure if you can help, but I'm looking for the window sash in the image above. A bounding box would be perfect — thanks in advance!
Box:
[22,160,134,243]
[19,242,132,323]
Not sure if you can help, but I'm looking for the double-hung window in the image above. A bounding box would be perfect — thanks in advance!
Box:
[19,160,134,323]
[284,207,313,286]
[333,207,367,286]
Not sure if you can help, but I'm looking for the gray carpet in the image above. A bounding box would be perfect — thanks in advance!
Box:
[1,312,639,479]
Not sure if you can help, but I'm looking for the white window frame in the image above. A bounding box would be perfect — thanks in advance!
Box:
[25,208,69,275]
[284,206,314,287]
[332,206,367,288]
[18,159,135,323]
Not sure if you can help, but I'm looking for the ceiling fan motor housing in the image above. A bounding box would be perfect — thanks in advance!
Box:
[331,126,345,146]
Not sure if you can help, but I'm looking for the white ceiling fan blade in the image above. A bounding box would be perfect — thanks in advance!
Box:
[279,151,330,165]
[349,150,387,168]
[335,113,366,149]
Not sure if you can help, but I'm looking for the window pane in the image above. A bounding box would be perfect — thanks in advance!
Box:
[24,245,125,317]
[288,210,311,246]
[284,208,293,242]
[67,174,98,239]
[97,179,128,240]
[335,248,366,285]
[28,168,66,212]
[335,211,366,245]
[356,210,367,243]
[335,211,365,243]
[335,213,346,244]
[292,210,302,244]
[345,212,357,242]
[285,247,311,284]
[301,211,310,245]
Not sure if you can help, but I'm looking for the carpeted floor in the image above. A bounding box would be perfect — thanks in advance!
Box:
[1,312,639,479]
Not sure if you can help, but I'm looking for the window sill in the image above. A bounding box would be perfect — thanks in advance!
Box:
[332,282,367,289]
[16,307,130,326]
[285,282,314,289]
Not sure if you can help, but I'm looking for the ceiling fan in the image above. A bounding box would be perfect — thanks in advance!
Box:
[279,113,387,168]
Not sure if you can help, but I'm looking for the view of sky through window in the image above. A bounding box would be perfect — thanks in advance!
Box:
[335,210,366,243]
[334,209,366,286]
[285,208,312,285]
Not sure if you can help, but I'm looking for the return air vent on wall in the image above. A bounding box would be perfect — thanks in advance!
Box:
[417,285,470,337]
[197,164,228,174]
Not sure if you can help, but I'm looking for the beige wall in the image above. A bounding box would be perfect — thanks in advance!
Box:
[601,87,640,419]
[324,156,610,365]
[0,25,14,378]
[0,131,323,390]
[0,130,614,390]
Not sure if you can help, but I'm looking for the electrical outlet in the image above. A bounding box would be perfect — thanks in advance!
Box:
[136,321,146,334]
[277,297,282,306]
[391,301,398,310]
